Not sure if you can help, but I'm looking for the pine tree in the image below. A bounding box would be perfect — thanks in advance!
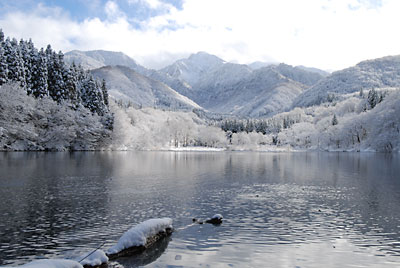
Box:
[101,79,109,107]
[19,39,33,93]
[31,48,48,98]
[332,114,338,126]
[0,45,8,85]
[48,51,67,102]
[368,88,378,109]
[63,66,79,107]
[81,76,106,116]
[4,38,26,88]
[0,29,4,44]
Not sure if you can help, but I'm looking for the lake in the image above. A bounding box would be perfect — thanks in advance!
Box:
[0,152,399,267]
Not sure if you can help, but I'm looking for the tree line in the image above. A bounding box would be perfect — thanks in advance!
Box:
[0,29,110,118]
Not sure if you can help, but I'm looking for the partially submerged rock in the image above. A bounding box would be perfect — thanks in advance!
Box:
[106,218,173,260]
[205,214,223,225]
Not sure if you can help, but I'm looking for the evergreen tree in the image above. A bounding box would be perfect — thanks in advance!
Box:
[101,79,109,107]
[63,66,79,107]
[332,114,338,126]
[368,88,378,109]
[48,51,67,102]
[4,38,26,88]
[81,76,106,116]
[0,45,8,85]
[0,29,4,43]
[0,30,112,121]
[19,39,33,93]
[31,48,48,98]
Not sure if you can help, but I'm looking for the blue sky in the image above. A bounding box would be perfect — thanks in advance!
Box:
[0,0,398,70]
[0,0,183,26]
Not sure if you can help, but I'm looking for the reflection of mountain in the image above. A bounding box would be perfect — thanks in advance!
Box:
[109,236,172,268]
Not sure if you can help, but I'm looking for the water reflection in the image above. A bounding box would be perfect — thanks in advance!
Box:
[109,236,172,268]
[0,152,399,267]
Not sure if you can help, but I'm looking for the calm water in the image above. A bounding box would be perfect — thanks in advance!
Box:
[0,152,400,267]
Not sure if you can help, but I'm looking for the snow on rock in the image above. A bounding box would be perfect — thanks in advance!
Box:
[205,214,223,224]
[1,259,83,268]
[106,218,173,255]
[212,214,223,220]
[76,250,108,267]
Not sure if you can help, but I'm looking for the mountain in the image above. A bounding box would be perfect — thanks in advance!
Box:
[157,53,326,117]
[65,49,326,117]
[248,61,277,70]
[199,66,307,117]
[160,51,226,85]
[65,50,147,73]
[296,65,330,77]
[293,55,400,107]
[91,66,201,110]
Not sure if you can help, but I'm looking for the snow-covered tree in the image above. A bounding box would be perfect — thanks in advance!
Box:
[4,38,26,88]
[0,45,8,85]
[368,88,378,109]
[30,48,48,98]
[332,114,338,125]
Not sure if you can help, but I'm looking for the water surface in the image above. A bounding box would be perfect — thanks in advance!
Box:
[0,152,399,267]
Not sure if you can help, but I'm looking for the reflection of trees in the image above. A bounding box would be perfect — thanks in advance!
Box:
[0,152,114,264]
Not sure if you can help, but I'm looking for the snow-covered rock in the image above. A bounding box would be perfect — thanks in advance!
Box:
[76,250,108,267]
[0,259,83,268]
[106,218,173,255]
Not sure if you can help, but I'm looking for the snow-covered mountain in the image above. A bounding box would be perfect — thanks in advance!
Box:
[160,51,226,85]
[65,50,147,74]
[158,53,325,117]
[199,66,308,117]
[293,55,400,107]
[248,61,277,70]
[91,65,200,110]
[65,49,327,117]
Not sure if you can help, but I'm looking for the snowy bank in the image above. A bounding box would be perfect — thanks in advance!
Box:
[166,146,226,152]
[0,259,83,268]
[106,218,173,259]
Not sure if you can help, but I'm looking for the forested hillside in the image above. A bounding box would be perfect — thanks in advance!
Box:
[0,30,112,151]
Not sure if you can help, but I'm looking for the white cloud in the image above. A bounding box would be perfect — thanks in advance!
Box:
[1,0,400,70]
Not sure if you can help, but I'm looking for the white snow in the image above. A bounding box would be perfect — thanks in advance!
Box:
[75,250,108,267]
[0,259,83,268]
[167,146,226,152]
[106,218,173,255]
[211,214,223,220]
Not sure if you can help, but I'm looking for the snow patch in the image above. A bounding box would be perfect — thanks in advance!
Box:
[211,214,223,220]
[106,218,173,255]
[76,250,108,267]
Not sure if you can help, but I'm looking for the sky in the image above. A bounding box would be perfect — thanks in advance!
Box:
[0,0,399,71]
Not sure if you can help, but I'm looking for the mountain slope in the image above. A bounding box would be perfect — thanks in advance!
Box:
[158,53,325,117]
[91,66,200,110]
[293,55,400,107]
[65,50,147,73]
[160,51,226,85]
[201,67,307,117]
